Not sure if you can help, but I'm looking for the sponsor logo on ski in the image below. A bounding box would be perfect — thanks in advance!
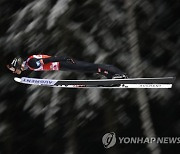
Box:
[140,84,162,88]
[22,77,55,85]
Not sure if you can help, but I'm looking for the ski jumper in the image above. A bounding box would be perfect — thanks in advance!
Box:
[25,55,125,78]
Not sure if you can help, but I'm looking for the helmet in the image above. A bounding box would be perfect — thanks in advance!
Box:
[9,57,23,71]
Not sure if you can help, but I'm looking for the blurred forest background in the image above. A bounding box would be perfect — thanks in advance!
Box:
[0,0,180,154]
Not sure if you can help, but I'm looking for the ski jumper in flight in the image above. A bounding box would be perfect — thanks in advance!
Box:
[7,55,128,79]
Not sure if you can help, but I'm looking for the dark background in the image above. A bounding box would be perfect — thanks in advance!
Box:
[0,0,179,154]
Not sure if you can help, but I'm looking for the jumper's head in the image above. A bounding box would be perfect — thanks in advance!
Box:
[7,57,24,74]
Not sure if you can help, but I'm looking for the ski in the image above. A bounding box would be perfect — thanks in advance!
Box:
[14,77,175,89]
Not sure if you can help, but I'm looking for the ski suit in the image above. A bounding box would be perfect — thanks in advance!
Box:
[24,55,125,78]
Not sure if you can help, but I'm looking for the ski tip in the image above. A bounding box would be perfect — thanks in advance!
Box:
[14,77,21,83]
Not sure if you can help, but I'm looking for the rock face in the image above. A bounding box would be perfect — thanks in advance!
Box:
[0,0,179,154]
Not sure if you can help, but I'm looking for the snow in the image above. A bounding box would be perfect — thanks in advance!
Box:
[47,0,71,29]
